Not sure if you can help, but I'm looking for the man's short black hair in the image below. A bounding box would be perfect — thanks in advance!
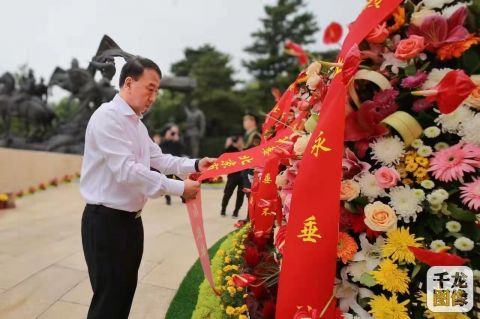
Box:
[119,56,162,88]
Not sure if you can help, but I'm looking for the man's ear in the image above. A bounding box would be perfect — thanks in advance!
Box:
[124,77,133,89]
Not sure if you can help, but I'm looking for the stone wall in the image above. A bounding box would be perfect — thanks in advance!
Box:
[0,148,82,194]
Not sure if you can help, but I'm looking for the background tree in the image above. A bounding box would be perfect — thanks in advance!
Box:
[243,0,319,111]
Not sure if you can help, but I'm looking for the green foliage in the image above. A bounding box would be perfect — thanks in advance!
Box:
[170,45,245,137]
[243,0,319,110]
[52,97,79,122]
[165,234,227,319]
[144,90,186,134]
[192,227,249,319]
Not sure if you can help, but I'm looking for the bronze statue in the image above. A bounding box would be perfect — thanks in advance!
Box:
[183,99,205,157]
[0,72,55,141]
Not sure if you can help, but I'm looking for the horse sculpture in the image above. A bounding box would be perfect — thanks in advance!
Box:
[48,60,116,111]
[0,72,55,140]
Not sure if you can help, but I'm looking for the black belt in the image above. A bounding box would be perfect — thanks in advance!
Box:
[86,204,142,219]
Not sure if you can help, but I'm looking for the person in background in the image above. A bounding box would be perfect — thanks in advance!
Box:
[220,135,244,218]
[240,113,261,221]
[159,123,184,205]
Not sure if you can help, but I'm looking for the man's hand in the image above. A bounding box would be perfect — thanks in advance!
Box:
[198,157,218,172]
[183,179,201,201]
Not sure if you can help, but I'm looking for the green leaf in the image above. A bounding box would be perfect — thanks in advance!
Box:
[411,263,422,280]
[360,273,377,288]
[404,63,417,76]
[427,215,445,235]
[447,203,476,222]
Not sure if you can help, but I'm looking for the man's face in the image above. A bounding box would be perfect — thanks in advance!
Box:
[125,69,161,114]
[243,117,256,131]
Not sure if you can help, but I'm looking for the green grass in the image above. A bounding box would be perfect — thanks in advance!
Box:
[165,234,228,319]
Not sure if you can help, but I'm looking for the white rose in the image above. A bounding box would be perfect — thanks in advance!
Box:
[293,134,311,156]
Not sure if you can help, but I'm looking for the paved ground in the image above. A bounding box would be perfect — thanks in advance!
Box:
[0,181,241,318]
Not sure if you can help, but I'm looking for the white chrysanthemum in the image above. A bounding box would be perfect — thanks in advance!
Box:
[432,189,449,201]
[431,203,443,213]
[441,203,452,216]
[370,136,405,166]
[411,139,423,149]
[446,221,461,233]
[474,270,480,281]
[423,0,454,9]
[427,192,445,205]
[434,105,475,133]
[388,186,423,222]
[417,145,433,157]
[424,126,441,138]
[357,172,385,201]
[422,68,453,89]
[413,189,426,201]
[459,113,480,146]
[454,237,474,251]
[430,239,447,251]
[442,3,468,17]
[421,180,435,189]
[434,142,449,151]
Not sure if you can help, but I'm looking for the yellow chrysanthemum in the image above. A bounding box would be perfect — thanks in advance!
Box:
[225,306,235,315]
[382,227,423,264]
[371,259,410,293]
[0,193,8,202]
[405,162,419,172]
[415,156,429,167]
[414,167,428,179]
[417,292,470,319]
[369,293,410,319]
[402,178,414,186]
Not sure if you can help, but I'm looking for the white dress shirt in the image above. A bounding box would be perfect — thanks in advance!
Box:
[80,94,197,212]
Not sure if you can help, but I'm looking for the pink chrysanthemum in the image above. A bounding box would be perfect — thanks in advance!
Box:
[428,143,480,182]
[460,177,480,211]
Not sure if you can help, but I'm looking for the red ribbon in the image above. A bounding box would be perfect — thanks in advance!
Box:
[198,128,293,182]
[276,1,404,318]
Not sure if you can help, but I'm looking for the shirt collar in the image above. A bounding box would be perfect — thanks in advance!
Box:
[114,94,143,119]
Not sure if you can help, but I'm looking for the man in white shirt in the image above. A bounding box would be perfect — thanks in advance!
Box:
[80,57,214,319]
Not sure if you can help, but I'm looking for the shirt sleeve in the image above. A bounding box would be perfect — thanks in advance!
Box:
[149,139,197,177]
[92,113,185,197]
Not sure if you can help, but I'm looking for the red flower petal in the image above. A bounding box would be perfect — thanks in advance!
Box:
[324,22,343,44]
[285,40,308,65]
[428,70,476,114]
[409,246,469,266]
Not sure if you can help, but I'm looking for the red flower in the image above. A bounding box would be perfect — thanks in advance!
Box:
[344,103,389,142]
[245,246,262,267]
[415,70,476,114]
[323,22,343,44]
[285,40,308,65]
[409,247,469,266]
[232,273,257,288]
[271,87,282,102]
[408,6,469,51]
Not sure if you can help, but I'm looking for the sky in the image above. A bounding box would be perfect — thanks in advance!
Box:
[0,0,364,91]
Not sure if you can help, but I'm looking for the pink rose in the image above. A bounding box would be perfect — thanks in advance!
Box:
[375,167,400,189]
[395,35,425,60]
[366,22,389,44]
